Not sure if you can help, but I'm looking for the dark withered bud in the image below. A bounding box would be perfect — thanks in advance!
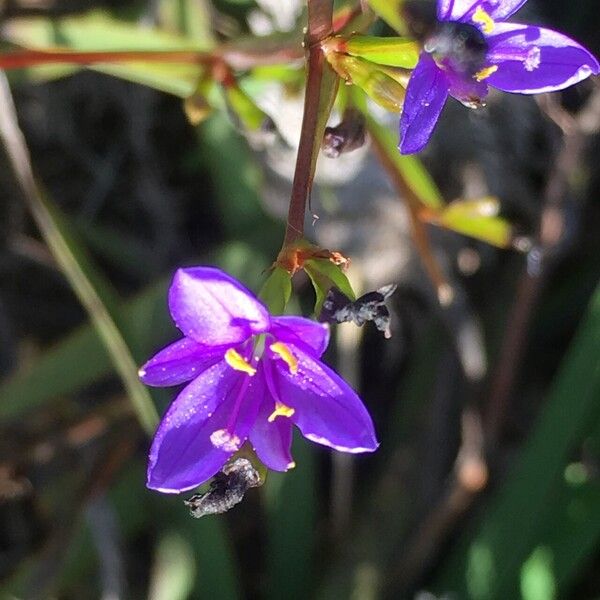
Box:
[322,108,367,158]
[319,284,397,339]
[184,458,261,518]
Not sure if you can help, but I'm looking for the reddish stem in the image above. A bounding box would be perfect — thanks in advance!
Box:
[0,45,304,72]
[282,0,334,247]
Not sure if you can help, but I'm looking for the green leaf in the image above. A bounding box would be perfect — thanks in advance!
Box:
[366,0,408,34]
[364,112,445,210]
[157,0,214,43]
[225,84,271,131]
[259,267,292,315]
[5,12,209,97]
[304,258,355,314]
[435,197,513,248]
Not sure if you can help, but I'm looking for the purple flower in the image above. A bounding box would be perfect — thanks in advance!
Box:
[399,0,600,154]
[139,267,378,493]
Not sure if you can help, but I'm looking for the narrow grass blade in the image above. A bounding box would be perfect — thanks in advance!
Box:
[0,73,158,434]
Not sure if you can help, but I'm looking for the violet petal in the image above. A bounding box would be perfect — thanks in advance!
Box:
[399,54,450,154]
[249,369,294,471]
[139,337,224,387]
[446,69,489,106]
[438,0,527,22]
[270,316,330,357]
[147,360,260,493]
[438,0,477,21]
[168,267,270,347]
[486,23,600,93]
[269,346,379,453]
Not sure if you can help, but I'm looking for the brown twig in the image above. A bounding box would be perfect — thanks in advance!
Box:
[386,408,487,594]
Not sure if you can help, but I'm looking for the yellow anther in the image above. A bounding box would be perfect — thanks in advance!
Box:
[269,342,298,374]
[472,6,495,33]
[268,402,295,423]
[224,348,256,376]
[474,65,498,82]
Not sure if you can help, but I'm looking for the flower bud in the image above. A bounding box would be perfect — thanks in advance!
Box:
[342,35,420,69]
[327,54,406,113]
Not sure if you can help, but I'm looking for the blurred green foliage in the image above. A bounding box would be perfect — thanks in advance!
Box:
[0,1,599,599]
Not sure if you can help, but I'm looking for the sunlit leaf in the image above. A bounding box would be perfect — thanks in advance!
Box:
[432,197,513,248]
[304,258,355,314]
[259,267,292,315]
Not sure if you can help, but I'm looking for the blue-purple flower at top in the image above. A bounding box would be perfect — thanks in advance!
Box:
[139,267,378,493]
[399,0,600,154]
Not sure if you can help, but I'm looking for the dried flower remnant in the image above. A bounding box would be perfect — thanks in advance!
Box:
[322,108,367,158]
[399,0,600,153]
[139,267,378,493]
[319,284,397,339]
[184,458,261,518]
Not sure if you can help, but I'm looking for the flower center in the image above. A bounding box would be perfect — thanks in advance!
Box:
[425,21,488,78]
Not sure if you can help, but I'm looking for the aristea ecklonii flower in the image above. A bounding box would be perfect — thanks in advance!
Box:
[139,267,379,493]
[399,0,600,154]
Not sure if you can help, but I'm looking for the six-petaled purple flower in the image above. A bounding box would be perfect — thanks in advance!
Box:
[139,267,379,493]
[399,0,600,154]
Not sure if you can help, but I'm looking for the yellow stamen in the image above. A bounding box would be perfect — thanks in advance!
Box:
[287,461,296,470]
[224,348,256,376]
[474,65,498,82]
[472,6,495,34]
[269,342,298,374]
[268,402,295,423]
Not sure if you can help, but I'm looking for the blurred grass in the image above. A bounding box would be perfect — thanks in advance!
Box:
[435,284,600,599]
[0,73,158,432]
[1,3,599,599]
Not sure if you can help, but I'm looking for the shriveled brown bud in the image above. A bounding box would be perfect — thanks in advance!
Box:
[322,108,367,158]
[184,458,261,518]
